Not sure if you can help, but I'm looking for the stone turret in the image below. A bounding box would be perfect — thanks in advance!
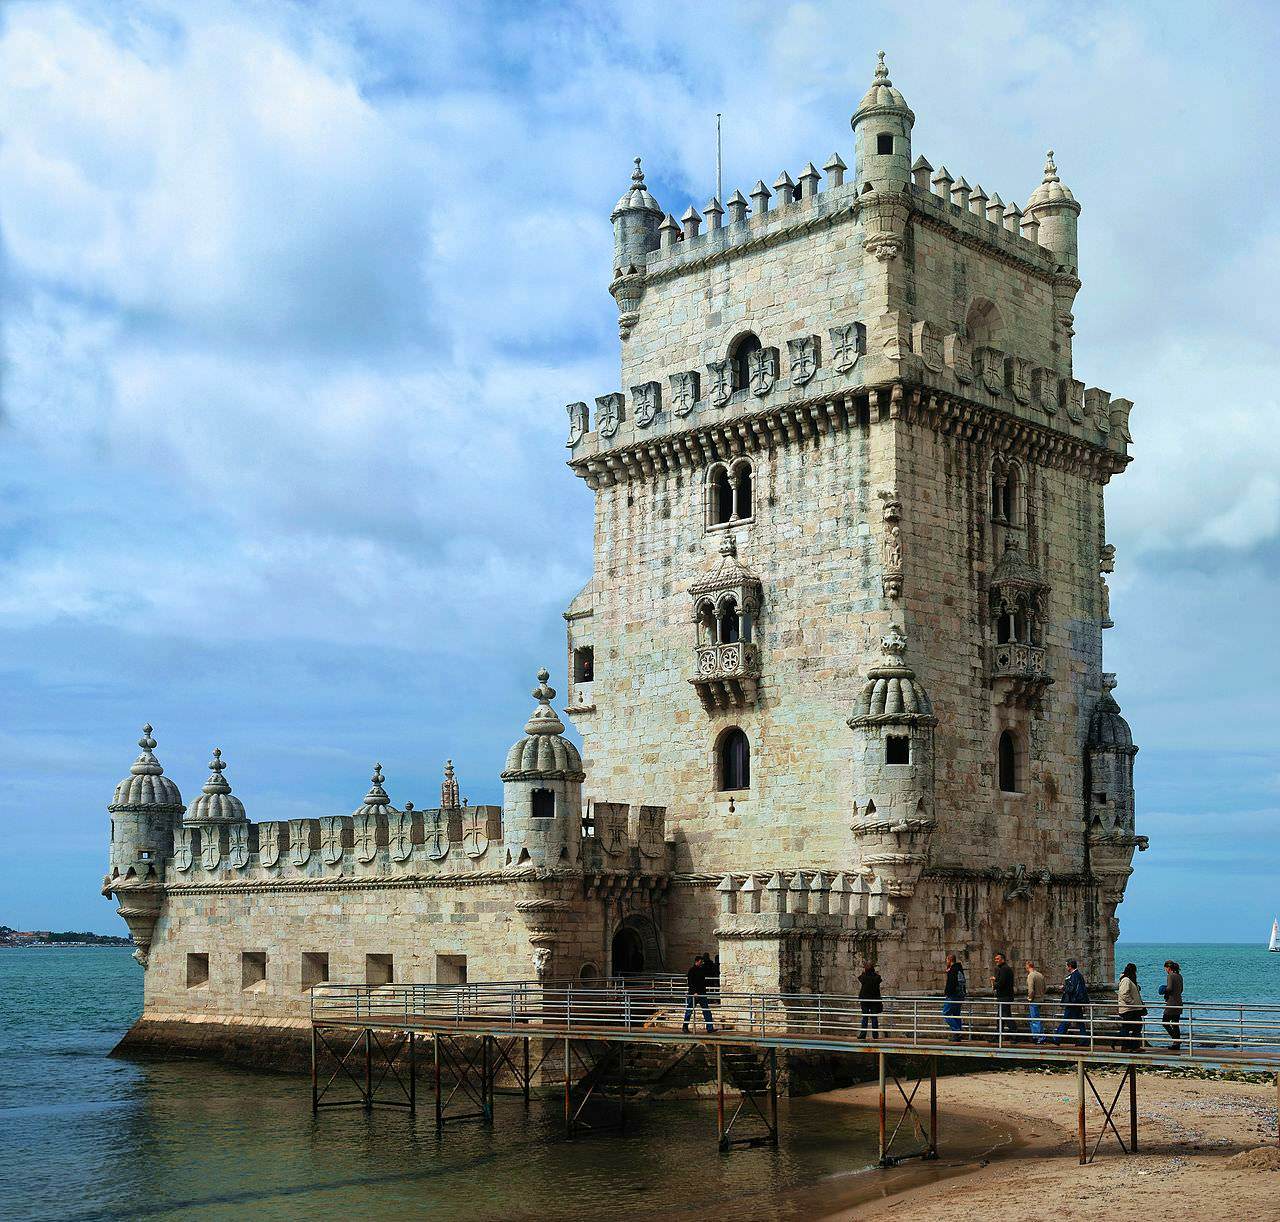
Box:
[103,725,185,966]
[1024,149,1080,271]
[609,158,663,338]
[501,668,585,867]
[182,748,249,871]
[851,51,914,193]
[847,628,937,910]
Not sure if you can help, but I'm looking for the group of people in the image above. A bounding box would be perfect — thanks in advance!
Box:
[678,951,1186,1053]
[858,954,1186,1050]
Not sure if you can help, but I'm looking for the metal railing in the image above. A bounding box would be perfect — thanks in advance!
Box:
[310,982,1280,1070]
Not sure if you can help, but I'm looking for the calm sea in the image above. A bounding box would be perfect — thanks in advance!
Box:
[0,944,1274,1221]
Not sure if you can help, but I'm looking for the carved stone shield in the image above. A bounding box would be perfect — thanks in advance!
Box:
[320,816,344,866]
[830,323,864,373]
[707,359,732,407]
[787,335,819,386]
[748,347,777,397]
[669,370,699,417]
[200,832,220,872]
[565,402,588,449]
[911,321,943,373]
[631,381,660,428]
[463,811,489,859]
[975,346,1005,394]
[354,813,378,864]
[227,823,249,870]
[1031,367,1058,414]
[424,810,449,861]
[389,810,413,863]
[1006,355,1031,404]
[289,819,311,867]
[1064,378,1085,423]
[596,802,628,857]
[944,333,972,384]
[594,392,623,439]
[638,806,665,860]
[174,827,193,873]
[259,821,281,868]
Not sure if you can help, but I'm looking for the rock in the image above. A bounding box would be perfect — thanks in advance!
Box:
[1226,1146,1280,1171]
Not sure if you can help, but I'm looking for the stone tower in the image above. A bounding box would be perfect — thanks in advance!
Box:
[564,52,1141,992]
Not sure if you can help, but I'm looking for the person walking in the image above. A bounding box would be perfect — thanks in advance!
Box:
[1053,958,1091,1043]
[1116,962,1146,1052]
[703,951,721,1001]
[858,960,883,1040]
[1159,960,1184,1052]
[991,952,1015,1041]
[681,954,715,1034]
[1025,960,1046,1044]
[943,953,967,1041]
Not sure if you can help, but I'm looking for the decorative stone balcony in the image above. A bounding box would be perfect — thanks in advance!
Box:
[989,641,1052,708]
[690,642,760,711]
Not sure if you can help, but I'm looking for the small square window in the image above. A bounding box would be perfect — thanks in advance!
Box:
[877,133,894,155]
[437,954,467,985]
[301,952,329,991]
[573,646,594,683]
[885,735,911,765]
[241,951,267,990]
[531,788,555,818]
[186,953,210,989]
[1094,792,1109,805]
[366,953,394,987]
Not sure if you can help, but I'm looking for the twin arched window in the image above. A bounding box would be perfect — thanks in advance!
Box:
[990,459,1021,526]
[719,727,750,791]
[697,594,749,646]
[708,459,753,527]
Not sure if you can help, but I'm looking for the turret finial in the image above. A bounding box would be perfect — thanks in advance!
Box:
[441,759,460,808]
[202,748,231,796]
[880,624,908,666]
[1042,149,1059,184]
[632,156,645,187]
[524,667,566,737]
[875,50,891,85]
[131,724,163,776]
[139,724,156,750]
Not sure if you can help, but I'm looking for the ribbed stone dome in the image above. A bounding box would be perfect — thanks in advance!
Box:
[854,52,914,120]
[1026,150,1078,210]
[185,749,247,822]
[611,158,662,219]
[501,669,586,781]
[108,725,185,813]
[849,628,937,727]
[1088,678,1135,752]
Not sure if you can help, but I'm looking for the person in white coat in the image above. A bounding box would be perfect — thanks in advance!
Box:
[1116,962,1145,1051]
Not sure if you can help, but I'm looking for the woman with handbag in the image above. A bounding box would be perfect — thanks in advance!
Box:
[1116,962,1146,1051]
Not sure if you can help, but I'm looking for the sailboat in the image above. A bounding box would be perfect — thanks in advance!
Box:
[1270,918,1279,952]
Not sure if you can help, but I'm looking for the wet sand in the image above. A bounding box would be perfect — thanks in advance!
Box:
[808,1069,1280,1221]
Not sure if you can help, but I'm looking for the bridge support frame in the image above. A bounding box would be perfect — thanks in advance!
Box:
[311,1025,416,1114]
[716,1044,779,1151]
[1076,1060,1139,1164]
[562,1038,629,1138]
[876,1052,938,1166]
[433,1032,497,1127]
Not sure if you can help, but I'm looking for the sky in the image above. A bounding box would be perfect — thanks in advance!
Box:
[0,0,1277,941]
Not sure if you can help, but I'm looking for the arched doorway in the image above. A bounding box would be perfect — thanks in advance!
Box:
[611,926,645,975]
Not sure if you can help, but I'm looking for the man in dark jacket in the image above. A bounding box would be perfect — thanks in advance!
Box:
[942,953,966,1040]
[991,953,1015,1040]
[682,955,715,1033]
[1160,960,1184,1051]
[1053,958,1091,1043]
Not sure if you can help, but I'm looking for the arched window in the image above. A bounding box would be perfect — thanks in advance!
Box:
[719,728,750,791]
[709,465,734,525]
[696,600,717,645]
[998,731,1018,793]
[965,297,1005,347]
[718,596,740,644]
[730,333,762,392]
[732,460,753,520]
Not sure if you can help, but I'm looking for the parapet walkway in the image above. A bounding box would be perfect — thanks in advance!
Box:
[309,981,1280,1165]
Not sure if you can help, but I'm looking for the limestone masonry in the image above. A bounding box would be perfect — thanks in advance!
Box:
[103,54,1143,1051]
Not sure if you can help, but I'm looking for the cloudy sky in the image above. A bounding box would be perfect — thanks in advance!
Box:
[1,0,1276,942]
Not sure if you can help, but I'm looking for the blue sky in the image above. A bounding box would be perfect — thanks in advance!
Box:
[1,0,1277,940]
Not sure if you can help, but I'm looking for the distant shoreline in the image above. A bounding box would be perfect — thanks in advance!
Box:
[0,941,133,949]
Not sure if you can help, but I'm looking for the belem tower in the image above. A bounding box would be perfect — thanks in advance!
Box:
[103,54,1144,1059]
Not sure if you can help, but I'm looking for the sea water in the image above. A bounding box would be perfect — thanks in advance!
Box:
[1,945,1274,1221]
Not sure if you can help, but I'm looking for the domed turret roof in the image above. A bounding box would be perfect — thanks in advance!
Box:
[108,725,185,813]
[690,535,762,600]
[353,763,400,819]
[611,158,662,220]
[848,627,936,727]
[185,748,247,823]
[502,669,585,781]
[1088,676,1136,753]
[1026,150,1079,211]
[853,51,914,123]
[991,537,1048,591]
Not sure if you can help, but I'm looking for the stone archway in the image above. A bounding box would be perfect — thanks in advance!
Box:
[610,913,663,975]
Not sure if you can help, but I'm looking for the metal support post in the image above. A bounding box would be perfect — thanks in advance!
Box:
[716,1045,725,1151]
[769,1047,779,1147]
[928,1056,938,1158]
[408,1031,416,1116]
[364,1027,373,1111]
[310,1026,318,1115]
[523,1037,531,1107]
[1077,1060,1087,1165]
[434,1033,442,1129]
[878,1051,887,1165]
[482,1035,493,1125]
[1129,1066,1138,1153]
[563,1037,572,1137]
[619,1041,628,1132]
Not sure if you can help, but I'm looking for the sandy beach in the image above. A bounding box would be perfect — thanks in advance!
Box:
[810,1069,1280,1221]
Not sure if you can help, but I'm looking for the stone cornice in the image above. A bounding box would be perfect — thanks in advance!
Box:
[570,380,1127,491]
